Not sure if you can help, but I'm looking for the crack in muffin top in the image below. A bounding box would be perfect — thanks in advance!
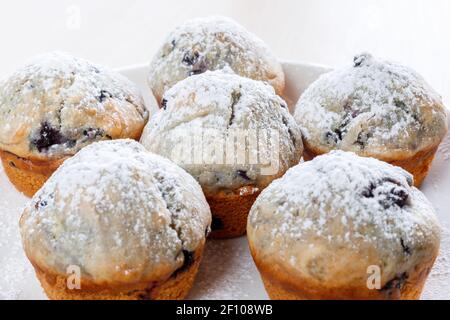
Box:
[294,53,448,159]
[0,52,149,160]
[248,151,441,285]
[141,70,302,195]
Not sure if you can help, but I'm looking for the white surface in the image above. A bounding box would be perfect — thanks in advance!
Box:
[0,61,449,300]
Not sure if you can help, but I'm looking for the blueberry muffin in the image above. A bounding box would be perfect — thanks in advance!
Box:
[141,70,302,238]
[248,151,441,300]
[294,53,448,187]
[0,52,149,197]
[20,140,211,300]
[148,16,284,105]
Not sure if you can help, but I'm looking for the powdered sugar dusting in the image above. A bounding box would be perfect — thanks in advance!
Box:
[1,63,450,300]
[142,70,302,194]
[0,52,148,160]
[249,151,440,256]
[19,140,211,283]
[294,53,448,157]
[148,16,283,101]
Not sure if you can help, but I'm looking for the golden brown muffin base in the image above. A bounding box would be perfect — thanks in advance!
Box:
[207,186,261,239]
[32,245,204,300]
[250,245,436,300]
[0,150,67,197]
[302,144,440,187]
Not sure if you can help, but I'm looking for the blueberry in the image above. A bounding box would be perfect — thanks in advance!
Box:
[394,99,407,110]
[400,238,411,255]
[181,250,195,270]
[98,90,113,102]
[182,51,208,76]
[329,106,362,144]
[355,131,371,148]
[228,91,241,126]
[385,187,409,208]
[182,51,199,66]
[362,182,376,198]
[161,99,168,110]
[189,68,206,76]
[282,116,297,147]
[362,178,410,209]
[237,170,251,181]
[31,122,65,152]
[354,57,364,67]
[83,128,104,140]
[173,250,195,277]
[334,127,344,141]
[34,199,48,210]
[325,131,339,144]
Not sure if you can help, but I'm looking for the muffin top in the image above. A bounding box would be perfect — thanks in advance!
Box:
[141,70,303,196]
[248,151,441,288]
[0,52,149,161]
[20,140,211,285]
[148,16,284,104]
[294,53,448,160]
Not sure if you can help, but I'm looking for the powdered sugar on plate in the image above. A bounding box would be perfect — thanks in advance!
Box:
[0,165,42,299]
[422,221,450,299]
[437,128,450,161]
[188,238,268,300]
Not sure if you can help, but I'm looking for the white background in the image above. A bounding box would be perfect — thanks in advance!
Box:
[0,0,449,107]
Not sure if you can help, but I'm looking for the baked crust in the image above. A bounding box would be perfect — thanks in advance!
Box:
[0,52,149,161]
[250,242,436,300]
[207,186,260,239]
[247,151,441,300]
[19,140,212,301]
[0,150,67,197]
[30,244,204,300]
[302,142,441,187]
[148,16,285,105]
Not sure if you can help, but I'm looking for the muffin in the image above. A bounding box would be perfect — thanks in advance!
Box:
[20,140,211,300]
[141,70,303,238]
[0,52,149,197]
[248,151,441,300]
[148,16,284,105]
[294,53,448,187]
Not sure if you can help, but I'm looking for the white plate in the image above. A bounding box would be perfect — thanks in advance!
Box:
[1,61,449,300]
